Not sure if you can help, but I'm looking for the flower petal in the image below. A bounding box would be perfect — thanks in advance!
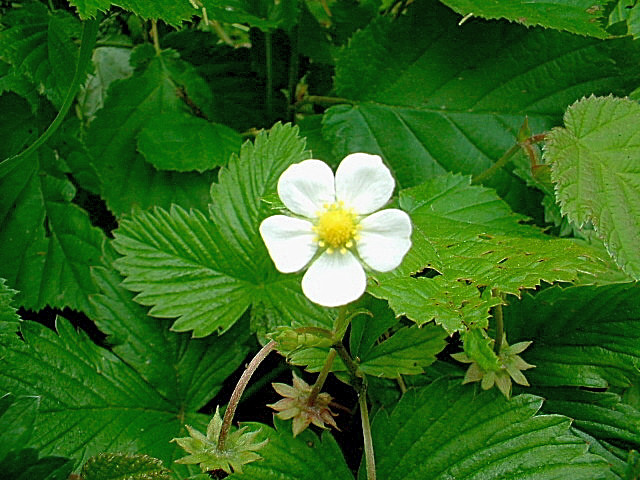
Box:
[278,160,335,218]
[357,209,412,272]
[335,153,395,214]
[260,215,317,273]
[301,251,366,307]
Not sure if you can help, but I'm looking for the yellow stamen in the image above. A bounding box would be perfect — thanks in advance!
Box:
[315,202,359,253]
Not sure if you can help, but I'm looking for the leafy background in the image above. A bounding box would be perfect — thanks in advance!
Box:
[1,0,639,479]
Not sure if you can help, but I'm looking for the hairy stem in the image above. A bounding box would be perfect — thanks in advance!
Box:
[472,143,521,185]
[218,340,276,450]
[308,349,337,405]
[360,387,377,480]
[293,95,353,109]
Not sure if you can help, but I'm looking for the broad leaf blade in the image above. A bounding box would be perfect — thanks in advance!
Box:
[82,453,172,480]
[228,418,354,480]
[504,283,640,388]
[439,0,610,38]
[0,393,39,462]
[368,379,610,480]
[546,95,640,279]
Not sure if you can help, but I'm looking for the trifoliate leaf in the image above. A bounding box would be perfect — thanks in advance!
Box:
[545,95,640,279]
[370,173,610,333]
[137,112,241,172]
[0,147,106,313]
[0,262,250,473]
[324,0,640,206]
[0,393,38,462]
[112,123,333,337]
[85,46,217,216]
[174,406,267,474]
[504,283,640,388]
[82,453,172,480]
[368,379,610,480]
[439,0,610,38]
[227,418,354,480]
[0,3,82,108]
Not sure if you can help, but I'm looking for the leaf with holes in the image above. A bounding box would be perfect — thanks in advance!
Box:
[112,123,333,337]
[367,379,610,480]
[504,283,640,388]
[545,95,640,279]
[323,0,640,210]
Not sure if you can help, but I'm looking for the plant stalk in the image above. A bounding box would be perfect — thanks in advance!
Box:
[493,302,504,354]
[218,340,276,450]
[308,348,337,405]
[150,20,161,54]
[360,386,376,480]
[472,143,521,185]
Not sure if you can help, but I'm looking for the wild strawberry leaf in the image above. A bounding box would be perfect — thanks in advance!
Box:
[82,453,172,480]
[324,0,640,208]
[228,418,354,480]
[545,95,640,279]
[112,123,333,337]
[84,46,218,216]
[504,283,640,388]
[439,0,610,38]
[367,379,611,480]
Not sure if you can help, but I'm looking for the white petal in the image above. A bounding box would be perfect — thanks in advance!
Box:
[357,209,412,272]
[335,153,395,215]
[260,215,317,273]
[301,251,366,307]
[277,160,335,218]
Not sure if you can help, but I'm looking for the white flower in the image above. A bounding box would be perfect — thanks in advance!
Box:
[259,153,412,307]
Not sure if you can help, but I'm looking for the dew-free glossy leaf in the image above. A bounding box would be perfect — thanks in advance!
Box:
[546,95,640,279]
[85,46,217,216]
[113,124,332,336]
[228,418,354,480]
[324,0,640,206]
[504,283,640,388]
[367,379,610,480]
[440,0,610,38]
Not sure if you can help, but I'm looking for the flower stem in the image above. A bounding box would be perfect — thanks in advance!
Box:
[472,143,521,185]
[359,386,377,480]
[218,340,276,450]
[308,348,337,405]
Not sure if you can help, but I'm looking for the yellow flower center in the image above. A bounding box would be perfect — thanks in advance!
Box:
[314,202,359,254]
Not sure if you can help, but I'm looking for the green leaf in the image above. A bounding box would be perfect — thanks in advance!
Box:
[82,453,172,480]
[85,46,218,216]
[0,393,39,462]
[0,448,73,480]
[0,262,250,472]
[112,123,332,337]
[137,112,241,172]
[323,1,640,206]
[0,278,20,325]
[546,95,640,279]
[370,173,610,332]
[439,0,610,38]
[0,146,106,313]
[201,0,300,32]
[68,0,195,25]
[228,418,354,480]
[0,3,81,108]
[367,379,610,480]
[504,283,640,388]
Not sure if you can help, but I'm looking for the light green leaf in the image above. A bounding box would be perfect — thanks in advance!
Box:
[0,147,106,313]
[0,3,81,108]
[370,174,609,332]
[439,0,610,38]
[367,379,610,480]
[323,0,640,207]
[113,123,332,337]
[504,283,640,388]
[82,453,172,480]
[228,418,354,480]
[137,112,241,172]
[546,95,640,279]
[85,46,217,216]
